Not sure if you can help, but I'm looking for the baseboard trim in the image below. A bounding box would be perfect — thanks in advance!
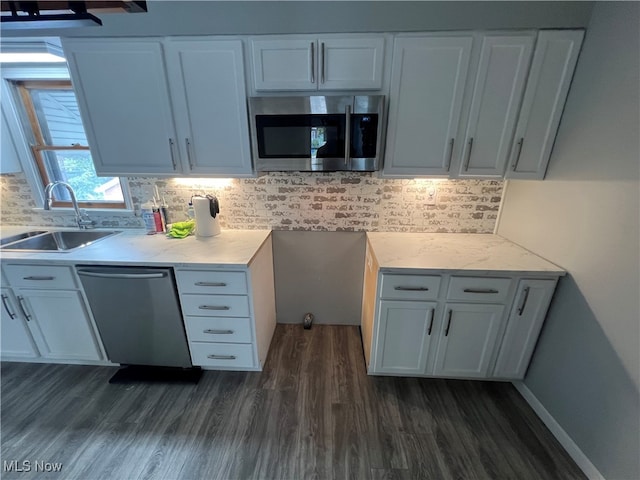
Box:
[512,381,605,480]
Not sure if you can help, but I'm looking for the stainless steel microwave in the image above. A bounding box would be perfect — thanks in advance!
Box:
[248,95,385,172]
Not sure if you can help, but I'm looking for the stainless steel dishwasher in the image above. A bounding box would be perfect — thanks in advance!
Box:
[77,266,192,369]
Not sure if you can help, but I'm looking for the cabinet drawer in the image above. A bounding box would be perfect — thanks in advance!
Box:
[3,264,76,290]
[189,342,255,368]
[181,294,250,317]
[184,316,253,343]
[176,270,247,295]
[447,277,512,303]
[380,274,440,300]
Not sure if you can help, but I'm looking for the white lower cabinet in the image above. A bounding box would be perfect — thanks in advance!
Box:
[13,289,102,361]
[364,268,560,381]
[374,300,436,375]
[432,303,504,378]
[1,287,38,359]
[493,279,557,379]
[1,264,104,363]
[175,235,276,371]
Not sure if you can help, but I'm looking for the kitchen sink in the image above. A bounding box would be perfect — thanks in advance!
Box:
[0,230,121,252]
[0,230,48,246]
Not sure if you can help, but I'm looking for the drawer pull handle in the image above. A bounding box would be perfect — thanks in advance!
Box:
[17,296,31,321]
[207,354,236,360]
[203,329,234,335]
[23,276,55,281]
[444,309,452,336]
[463,288,499,294]
[517,286,531,316]
[394,286,429,292]
[427,308,434,335]
[199,305,231,311]
[1,294,16,319]
[194,282,227,287]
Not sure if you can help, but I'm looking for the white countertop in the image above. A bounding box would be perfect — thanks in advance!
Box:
[0,227,271,268]
[366,232,565,275]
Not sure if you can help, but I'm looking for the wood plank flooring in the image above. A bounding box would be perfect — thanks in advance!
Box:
[1,325,586,480]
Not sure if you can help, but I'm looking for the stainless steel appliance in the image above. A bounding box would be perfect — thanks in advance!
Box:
[249,95,385,172]
[77,266,192,368]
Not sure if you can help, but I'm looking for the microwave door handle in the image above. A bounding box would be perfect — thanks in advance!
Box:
[344,104,351,167]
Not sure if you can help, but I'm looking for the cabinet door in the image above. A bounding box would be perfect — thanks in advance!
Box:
[507,30,584,179]
[384,36,473,177]
[63,38,181,176]
[373,300,436,375]
[319,37,385,90]
[460,34,535,177]
[1,108,22,174]
[493,279,557,379]
[16,289,102,361]
[165,39,253,176]
[433,303,504,378]
[1,288,38,359]
[251,38,316,91]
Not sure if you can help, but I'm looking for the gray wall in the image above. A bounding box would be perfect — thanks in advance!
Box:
[496,3,640,479]
[2,1,593,38]
[272,231,365,325]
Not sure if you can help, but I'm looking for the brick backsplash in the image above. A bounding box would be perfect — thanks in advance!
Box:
[0,172,503,233]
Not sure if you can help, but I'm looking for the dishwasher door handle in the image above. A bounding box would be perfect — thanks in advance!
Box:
[77,270,167,280]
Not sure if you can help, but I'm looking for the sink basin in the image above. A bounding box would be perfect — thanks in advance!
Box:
[0,230,121,252]
[0,230,48,246]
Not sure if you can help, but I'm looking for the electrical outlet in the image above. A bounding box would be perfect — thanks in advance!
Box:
[426,183,438,206]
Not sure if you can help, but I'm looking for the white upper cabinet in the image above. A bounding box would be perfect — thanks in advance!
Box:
[250,36,385,91]
[63,38,179,176]
[63,37,253,177]
[164,39,253,176]
[506,30,584,179]
[459,33,535,177]
[383,36,473,177]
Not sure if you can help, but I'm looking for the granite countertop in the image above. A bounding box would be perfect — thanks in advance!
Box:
[366,232,565,275]
[0,227,271,268]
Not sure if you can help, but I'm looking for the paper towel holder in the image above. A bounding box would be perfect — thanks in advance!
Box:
[192,195,221,238]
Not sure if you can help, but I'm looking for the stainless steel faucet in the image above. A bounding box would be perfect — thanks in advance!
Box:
[43,181,95,229]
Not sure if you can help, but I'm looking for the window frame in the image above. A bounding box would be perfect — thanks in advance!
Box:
[16,79,126,209]
[1,65,132,213]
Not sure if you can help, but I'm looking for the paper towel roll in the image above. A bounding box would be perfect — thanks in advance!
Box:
[193,196,221,237]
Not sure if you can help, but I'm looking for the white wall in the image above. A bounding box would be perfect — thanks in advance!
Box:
[496,3,639,479]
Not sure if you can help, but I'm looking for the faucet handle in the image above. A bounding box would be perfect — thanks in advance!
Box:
[78,209,96,229]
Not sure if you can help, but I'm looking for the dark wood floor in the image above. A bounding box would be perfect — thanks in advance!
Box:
[1,325,585,480]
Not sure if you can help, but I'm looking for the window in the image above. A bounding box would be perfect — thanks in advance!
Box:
[15,80,126,209]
